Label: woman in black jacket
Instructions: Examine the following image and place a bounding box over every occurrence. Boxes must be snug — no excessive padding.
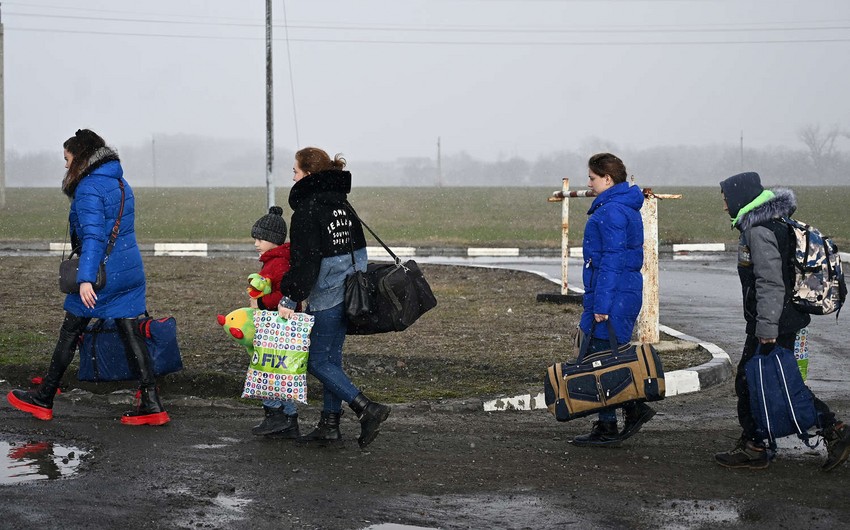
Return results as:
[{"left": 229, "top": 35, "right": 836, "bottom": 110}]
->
[{"left": 277, "top": 147, "right": 390, "bottom": 449}]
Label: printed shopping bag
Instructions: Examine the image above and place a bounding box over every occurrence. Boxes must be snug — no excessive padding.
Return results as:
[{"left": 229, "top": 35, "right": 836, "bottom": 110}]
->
[
  {"left": 241, "top": 310, "right": 314, "bottom": 404},
  {"left": 794, "top": 327, "right": 809, "bottom": 381}
]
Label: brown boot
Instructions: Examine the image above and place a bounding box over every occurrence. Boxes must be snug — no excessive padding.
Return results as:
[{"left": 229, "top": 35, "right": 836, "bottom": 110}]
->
[
  {"left": 820, "top": 422, "right": 850, "bottom": 472},
  {"left": 714, "top": 437, "right": 769, "bottom": 469}
]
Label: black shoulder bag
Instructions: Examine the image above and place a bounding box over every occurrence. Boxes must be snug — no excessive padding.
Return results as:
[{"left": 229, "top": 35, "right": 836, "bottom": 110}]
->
[
  {"left": 343, "top": 201, "right": 437, "bottom": 335},
  {"left": 59, "top": 179, "right": 125, "bottom": 294}
]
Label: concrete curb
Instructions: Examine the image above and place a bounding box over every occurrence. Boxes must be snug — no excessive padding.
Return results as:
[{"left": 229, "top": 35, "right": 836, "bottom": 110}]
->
[
  {"left": 482, "top": 270, "right": 734, "bottom": 413},
  {"left": 481, "top": 330, "right": 733, "bottom": 412},
  {"left": 1, "top": 241, "right": 729, "bottom": 258},
  {"left": 5, "top": 242, "right": 850, "bottom": 265}
]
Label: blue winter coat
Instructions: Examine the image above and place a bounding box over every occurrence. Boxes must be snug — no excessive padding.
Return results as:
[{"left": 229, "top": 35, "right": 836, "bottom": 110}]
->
[
  {"left": 64, "top": 159, "right": 146, "bottom": 318},
  {"left": 580, "top": 182, "right": 644, "bottom": 344}
]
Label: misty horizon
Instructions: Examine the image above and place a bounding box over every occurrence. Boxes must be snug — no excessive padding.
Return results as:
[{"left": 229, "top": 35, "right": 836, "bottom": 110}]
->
[{"left": 3, "top": 1, "right": 849, "bottom": 186}]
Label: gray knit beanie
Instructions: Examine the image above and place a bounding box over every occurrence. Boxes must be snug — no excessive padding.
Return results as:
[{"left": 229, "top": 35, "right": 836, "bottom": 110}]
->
[{"left": 251, "top": 206, "right": 287, "bottom": 245}]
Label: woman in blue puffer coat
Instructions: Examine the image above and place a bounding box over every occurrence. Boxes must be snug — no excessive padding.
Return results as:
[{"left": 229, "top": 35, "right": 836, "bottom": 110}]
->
[
  {"left": 7, "top": 129, "right": 169, "bottom": 426},
  {"left": 572, "top": 153, "right": 654, "bottom": 447}
]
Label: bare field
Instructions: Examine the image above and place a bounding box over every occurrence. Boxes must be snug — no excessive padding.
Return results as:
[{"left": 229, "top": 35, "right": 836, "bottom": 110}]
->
[
  {"left": 0, "top": 256, "right": 705, "bottom": 403},
  {"left": 1, "top": 186, "right": 848, "bottom": 248}
]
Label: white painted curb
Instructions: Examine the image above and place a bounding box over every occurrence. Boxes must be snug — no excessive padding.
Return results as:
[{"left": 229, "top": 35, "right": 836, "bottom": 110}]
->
[
  {"left": 49, "top": 242, "right": 72, "bottom": 253},
  {"left": 673, "top": 243, "right": 725, "bottom": 252},
  {"left": 367, "top": 245, "right": 416, "bottom": 259},
  {"left": 467, "top": 247, "right": 520, "bottom": 257},
  {"left": 154, "top": 243, "right": 208, "bottom": 257}
]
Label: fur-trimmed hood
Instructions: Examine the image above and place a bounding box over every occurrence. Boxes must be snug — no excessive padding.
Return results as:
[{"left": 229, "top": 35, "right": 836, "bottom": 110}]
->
[
  {"left": 737, "top": 188, "right": 797, "bottom": 231},
  {"left": 63, "top": 146, "right": 121, "bottom": 197}
]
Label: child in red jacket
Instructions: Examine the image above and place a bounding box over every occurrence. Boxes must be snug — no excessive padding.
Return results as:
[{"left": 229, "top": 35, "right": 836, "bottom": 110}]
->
[{"left": 249, "top": 206, "right": 300, "bottom": 438}]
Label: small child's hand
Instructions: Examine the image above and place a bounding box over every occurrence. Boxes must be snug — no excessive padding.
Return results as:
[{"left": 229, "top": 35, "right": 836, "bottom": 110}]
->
[{"left": 249, "top": 298, "right": 259, "bottom": 309}]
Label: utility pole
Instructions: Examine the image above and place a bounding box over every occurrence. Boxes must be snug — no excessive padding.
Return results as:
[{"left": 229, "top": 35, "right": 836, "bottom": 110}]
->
[
  {"left": 740, "top": 130, "right": 744, "bottom": 170},
  {"left": 151, "top": 134, "right": 157, "bottom": 189},
  {"left": 436, "top": 136, "right": 442, "bottom": 187},
  {"left": 0, "top": 3, "right": 6, "bottom": 208},
  {"left": 265, "top": 0, "right": 274, "bottom": 209}
]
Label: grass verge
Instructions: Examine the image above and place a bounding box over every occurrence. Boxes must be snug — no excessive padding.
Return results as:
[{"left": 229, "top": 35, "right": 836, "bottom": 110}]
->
[{"left": 0, "top": 256, "right": 708, "bottom": 403}]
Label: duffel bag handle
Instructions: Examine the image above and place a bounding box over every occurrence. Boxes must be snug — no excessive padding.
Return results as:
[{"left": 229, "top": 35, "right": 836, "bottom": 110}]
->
[{"left": 577, "top": 320, "right": 620, "bottom": 363}]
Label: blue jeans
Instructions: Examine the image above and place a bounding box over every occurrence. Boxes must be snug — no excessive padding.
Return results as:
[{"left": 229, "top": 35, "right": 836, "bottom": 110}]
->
[
  {"left": 262, "top": 399, "right": 297, "bottom": 415},
  {"left": 586, "top": 337, "right": 619, "bottom": 423},
  {"left": 306, "top": 302, "right": 360, "bottom": 413}
]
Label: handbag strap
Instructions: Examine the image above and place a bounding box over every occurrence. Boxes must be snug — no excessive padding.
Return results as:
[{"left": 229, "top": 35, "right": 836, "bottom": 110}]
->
[
  {"left": 577, "top": 319, "right": 621, "bottom": 363},
  {"left": 63, "top": 179, "right": 125, "bottom": 262},
  {"left": 344, "top": 200, "right": 401, "bottom": 266},
  {"left": 103, "top": 180, "right": 126, "bottom": 265}
]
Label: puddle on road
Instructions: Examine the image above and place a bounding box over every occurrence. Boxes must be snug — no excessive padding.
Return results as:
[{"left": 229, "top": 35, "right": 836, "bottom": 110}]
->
[
  {"left": 191, "top": 436, "right": 240, "bottom": 450},
  {"left": 363, "top": 523, "right": 437, "bottom": 530},
  {"left": 651, "top": 499, "right": 740, "bottom": 529},
  {"left": 168, "top": 488, "right": 253, "bottom": 528},
  {"left": 0, "top": 441, "right": 88, "bottom": 484}
]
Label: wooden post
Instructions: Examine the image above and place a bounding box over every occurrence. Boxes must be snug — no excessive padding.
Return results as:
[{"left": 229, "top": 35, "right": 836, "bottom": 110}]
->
[
  {"left": 638, "top": 194, "right": 660, "bottom": 343},
  {"left": 560, "top": 178, "right": 569, "bottom": 295}
]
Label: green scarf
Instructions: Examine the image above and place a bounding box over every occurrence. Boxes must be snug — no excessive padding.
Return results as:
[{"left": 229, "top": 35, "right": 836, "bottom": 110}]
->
[{"left": 731, "top": 189, "right": 775, "bottom": 228}]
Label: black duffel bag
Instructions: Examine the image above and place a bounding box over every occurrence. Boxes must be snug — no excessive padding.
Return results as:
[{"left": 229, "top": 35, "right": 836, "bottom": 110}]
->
[
  {"left": 346, "top": 259, "right": 437, "bottom": 335},
  {"left": 343, "top": 201, "right": 437, "bottom": 335}
]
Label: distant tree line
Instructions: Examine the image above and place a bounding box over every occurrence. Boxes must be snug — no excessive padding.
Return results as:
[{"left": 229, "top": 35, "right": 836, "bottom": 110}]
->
[{"left": 8, "top": 126, "right": 849, "bottom": 188}]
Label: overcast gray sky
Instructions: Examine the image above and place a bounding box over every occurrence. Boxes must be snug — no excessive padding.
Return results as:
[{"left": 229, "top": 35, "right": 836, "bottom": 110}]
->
[{"left": 4, "top": 0, "right": 850, "bottom": 162}]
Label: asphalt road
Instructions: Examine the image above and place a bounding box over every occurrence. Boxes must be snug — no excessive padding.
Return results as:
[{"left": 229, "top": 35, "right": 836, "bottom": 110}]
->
[
  {"left": 1, "top": 253, "right": 849, "bottom": 530},
  {"left": 426, "top": 253, "right": 850, "bottom": 400}
]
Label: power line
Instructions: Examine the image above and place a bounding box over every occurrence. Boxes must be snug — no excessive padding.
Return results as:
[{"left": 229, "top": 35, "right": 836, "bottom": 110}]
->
[
  {"left": 7, "top": 26, "right": 850, "bottom": 46},
  {"left": 5, "top": 8, "right": 850, "bottom": 35}
]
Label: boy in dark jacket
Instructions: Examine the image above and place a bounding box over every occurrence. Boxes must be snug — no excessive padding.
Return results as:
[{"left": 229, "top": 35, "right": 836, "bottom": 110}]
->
[
  {"left": 248, "top": 206, "right": 300, "bottom": 438},
  {"left": 715, "top": 172, "right": 850, "bottom": 471}
]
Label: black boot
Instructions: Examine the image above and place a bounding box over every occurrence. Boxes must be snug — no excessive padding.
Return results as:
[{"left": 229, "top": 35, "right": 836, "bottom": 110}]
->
[
  {"left": 296, "top": 411, "right": 342, "bottom": 445},
  {"left": 572, "top": 420, "right": 621, "bottom": 447},
  {"left": 116, "top": 318, "right": 170, "bottom": 426},
  {"left": 6, "top": 312, "right": 89, "bottom": 421},
  {"left": 620, "top": 402, "right": 656, "bottom": 440},
  {"left": 7, "top": 384, "right": 58, "bottom": 421},
  {"left": 253, "top": 406, "right": 300, "bottom": 438},
  {"left": 122, "top": 386, "right": 170, "bottom": 426},
  {"left": 349, "top": 393, "right": 392, "bottom": 449}
]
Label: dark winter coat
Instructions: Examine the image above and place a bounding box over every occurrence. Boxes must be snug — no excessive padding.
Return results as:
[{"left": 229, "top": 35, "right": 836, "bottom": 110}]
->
[
  {"left": 256, "top": 243, "right": 292, "bottom": 310},
  {"left": 731, "top": 188, "right": 810, "bottom": 338},
  {"left": 64, "top": 148, "right": 146, "bottom": 318},
  {"left": 580, "top": 182, "right": 645, "bottom": 344},
  {"left": 279, "top": 169, "right": 367, "bottom": 311}
]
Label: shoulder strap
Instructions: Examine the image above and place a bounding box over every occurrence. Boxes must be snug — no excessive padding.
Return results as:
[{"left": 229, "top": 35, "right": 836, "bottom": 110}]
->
[
  {"left": 61, "top": 180, "right": 125, "bottom": 263},
  {"left": 103, "top": 180, "right": 126, "bottom": 264},
  {"left": 344, "top": 200, "right": 400, "bottom": 265}
]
